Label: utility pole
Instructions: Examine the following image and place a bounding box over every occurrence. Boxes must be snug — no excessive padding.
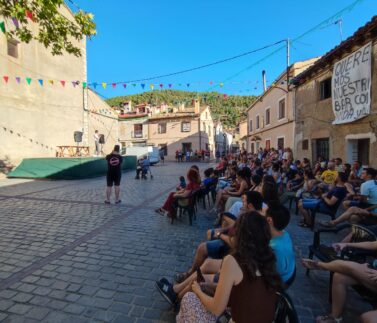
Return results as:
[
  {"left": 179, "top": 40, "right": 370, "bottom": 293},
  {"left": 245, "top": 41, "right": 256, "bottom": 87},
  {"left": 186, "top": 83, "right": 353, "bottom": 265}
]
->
[{"left": 286, "top": 38, "right": 290, "bottom": 91}]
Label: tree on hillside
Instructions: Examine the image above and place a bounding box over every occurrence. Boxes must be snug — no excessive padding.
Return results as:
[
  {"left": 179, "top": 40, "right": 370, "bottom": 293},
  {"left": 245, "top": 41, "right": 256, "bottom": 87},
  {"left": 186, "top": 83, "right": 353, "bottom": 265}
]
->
[
  {"left": 0, "top": 0, "right": 96, "bottom": 56},
  {"left": 106, "top": 90, "right": 256, "bottom": 129}
]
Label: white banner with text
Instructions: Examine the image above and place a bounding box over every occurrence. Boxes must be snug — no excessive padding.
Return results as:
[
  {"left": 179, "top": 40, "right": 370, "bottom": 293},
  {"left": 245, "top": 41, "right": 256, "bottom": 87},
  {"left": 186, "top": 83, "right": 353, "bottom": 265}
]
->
[{"left": 332, "top": 42, "right": 372, "bottom": 125}]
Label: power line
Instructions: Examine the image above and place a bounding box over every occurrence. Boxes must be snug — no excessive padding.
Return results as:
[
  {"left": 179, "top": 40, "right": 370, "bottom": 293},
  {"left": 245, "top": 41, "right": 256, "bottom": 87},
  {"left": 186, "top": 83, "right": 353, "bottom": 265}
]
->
[
  {"left": 207, "top": 0, "right": 364, "bottom": 90},
  {"left": 108, "top": 40, "right": 287, "bottom": 84},
  {"left": 66, "top": 0, "right": 83, "bottom": 11}
]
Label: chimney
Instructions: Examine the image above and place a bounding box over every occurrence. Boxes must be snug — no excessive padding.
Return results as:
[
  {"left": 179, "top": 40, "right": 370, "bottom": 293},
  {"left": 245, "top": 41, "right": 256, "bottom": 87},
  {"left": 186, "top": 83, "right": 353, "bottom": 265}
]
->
[
  {"left": 262, "top": 70, "right": 267, "bottom": 92},
  {"left": 194, "top": 99, "right": 200, "bottom": 114}
]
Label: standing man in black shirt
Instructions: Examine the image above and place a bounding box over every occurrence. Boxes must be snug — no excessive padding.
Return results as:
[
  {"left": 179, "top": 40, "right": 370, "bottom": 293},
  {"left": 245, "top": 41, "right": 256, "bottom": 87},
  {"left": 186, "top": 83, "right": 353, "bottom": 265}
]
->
[{"left": 105, "top": 145, "right": 123, "bottom": 204}]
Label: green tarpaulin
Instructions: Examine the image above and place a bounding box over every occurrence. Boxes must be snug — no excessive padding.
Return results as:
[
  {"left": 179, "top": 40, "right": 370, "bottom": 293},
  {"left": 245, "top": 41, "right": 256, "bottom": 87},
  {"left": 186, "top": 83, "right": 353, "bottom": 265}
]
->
[{"left": 7, "top": 156, "right": 137, "bottom": 180}]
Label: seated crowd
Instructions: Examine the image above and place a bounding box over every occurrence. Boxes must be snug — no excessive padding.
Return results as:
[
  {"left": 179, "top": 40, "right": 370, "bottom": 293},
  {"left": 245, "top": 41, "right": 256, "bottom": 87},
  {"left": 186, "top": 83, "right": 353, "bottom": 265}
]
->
[{"left": 154, "top": 147, "right": 377, "bottom": 323}]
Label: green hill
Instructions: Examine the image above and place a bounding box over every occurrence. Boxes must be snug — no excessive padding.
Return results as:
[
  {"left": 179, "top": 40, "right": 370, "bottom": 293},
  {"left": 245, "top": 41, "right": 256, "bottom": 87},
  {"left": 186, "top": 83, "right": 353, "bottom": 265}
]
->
[{"left": 106, "top": 90, "right": 256, "bottom": 128}]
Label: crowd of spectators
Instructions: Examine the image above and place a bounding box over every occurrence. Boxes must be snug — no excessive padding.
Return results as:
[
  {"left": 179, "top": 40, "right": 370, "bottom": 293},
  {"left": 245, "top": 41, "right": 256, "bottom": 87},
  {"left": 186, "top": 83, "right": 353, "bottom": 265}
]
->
[{"left": 154, "top": 147, "right": 377, "bottom": 323}]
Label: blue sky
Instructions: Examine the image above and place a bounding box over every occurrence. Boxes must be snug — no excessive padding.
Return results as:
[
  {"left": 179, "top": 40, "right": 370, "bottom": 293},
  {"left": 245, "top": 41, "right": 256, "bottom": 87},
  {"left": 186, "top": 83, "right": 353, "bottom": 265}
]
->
[{"left": 69, "top": 0, "right": 376, "bottom": 98}]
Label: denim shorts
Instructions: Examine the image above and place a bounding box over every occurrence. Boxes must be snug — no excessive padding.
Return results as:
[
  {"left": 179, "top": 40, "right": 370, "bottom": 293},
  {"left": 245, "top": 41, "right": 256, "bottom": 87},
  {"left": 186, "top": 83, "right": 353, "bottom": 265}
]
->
[
  {"left": 302, "top": 199, "right": 332, "bottom": 213},
  {"left": 206, "top": 239, "right": 229, "bottom": 259}
]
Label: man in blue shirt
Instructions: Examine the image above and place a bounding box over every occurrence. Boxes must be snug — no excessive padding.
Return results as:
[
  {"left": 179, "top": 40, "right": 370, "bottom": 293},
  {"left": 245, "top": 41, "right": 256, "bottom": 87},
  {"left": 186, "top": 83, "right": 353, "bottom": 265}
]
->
[
  {"left": 321, "top": 168, "right": 377, "bottom": 227},
  {"left": 266, "top": 202, "right": 296, "bottom": 284}
]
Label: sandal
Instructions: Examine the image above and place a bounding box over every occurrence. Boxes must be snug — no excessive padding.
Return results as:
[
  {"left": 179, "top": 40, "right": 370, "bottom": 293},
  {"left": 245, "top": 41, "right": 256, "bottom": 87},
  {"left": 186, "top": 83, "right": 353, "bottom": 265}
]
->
[
  {"left": 301, "top": 258, "right": 321, "bottom": 270},
  {"left": 316, "top": 315, "right": 343, "bottom": 323}
]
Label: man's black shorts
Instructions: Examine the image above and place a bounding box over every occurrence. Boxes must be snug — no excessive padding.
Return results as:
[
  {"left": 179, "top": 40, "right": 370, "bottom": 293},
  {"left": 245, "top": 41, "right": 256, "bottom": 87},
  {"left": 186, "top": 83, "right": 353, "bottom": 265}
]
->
[{"left": 107, "top": 172, "right": 121, "bottom": 187}]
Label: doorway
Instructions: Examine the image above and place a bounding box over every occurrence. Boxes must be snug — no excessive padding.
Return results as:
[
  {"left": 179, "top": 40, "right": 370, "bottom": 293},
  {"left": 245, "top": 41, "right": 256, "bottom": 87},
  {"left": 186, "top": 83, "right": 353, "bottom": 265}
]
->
[
  {"left": 313, "top": 138, "right": 329, "bottom": 161},
  {"left": 347, "top": 138, "right": 370, "bottom": 166},
  {"left": 182, "top": 142, "right": 192, "bottom": 153},
  {"left": 277, "top": 137, "right": 285, "bottom": 150}
]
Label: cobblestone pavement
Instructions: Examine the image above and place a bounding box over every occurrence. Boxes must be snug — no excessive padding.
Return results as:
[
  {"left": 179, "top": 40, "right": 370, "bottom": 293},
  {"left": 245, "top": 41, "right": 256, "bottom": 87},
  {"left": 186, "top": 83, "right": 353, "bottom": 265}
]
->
[{"left": 0, "top": 162, "right": 372, "bottom": 323}]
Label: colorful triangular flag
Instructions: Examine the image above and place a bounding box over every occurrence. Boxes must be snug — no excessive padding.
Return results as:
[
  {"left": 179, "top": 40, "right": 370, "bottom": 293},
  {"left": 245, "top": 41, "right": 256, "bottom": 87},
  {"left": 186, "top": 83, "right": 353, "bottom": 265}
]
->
[
  {"left": 112, "top": 83, "right": 116, "bottom": 89},
  {"left": 3, "top": 76, "right": 9, "bottom": 83},
  {"left": 26, "top": 77, "right": 32, "bottom": 85},
  {"left": 92, "top": 82, "right": 97, "bottom": 89},
  {"left": 220, "top": 82, "right": 224, "bottom": 87},
  {"left": 186, "top": 83, "right": 190, "bottom": 87},
  {"left": 123, "top": 83, "right": 127, "bottom": 89},
  {"left": 11, "top": 17, "right": 19, "bottom": 28},
  {"left": 15, "top": 77, "right": 21, "bottom": 84},
  {"left": 26, "top": 10, "right": 33, "bottom": 20},
  {"left": 141, "top": 84, "right": 145, "bottom": 89},
  {"left": 38, "top": 79, "right": 43, "bottom": 86},
  {"left": 83, "top": 82, "right": 87, "bottom": 89},
  {"left": 0, "top": 22, "right": 5, "bottom": 34},
  {"left": 60, "top": 80, "right": 66, "bottom": 87},
  {"left": 48, "top": 80, "right": 54, "bottom": 85},
  {"left": 168, "top": 84, "right": 172, "bottom": 88},
  {"left": 159, "top": 84, "right": 163, "bottom": 89},
  {"left": 132, "top": 84, "right": 136, "bottom": 87},
  {"left": 150, "top": 84, "right": 154, "bottom": 90},
  {"left": 102, "top": 82, "right": 107, "bottom": 89}
]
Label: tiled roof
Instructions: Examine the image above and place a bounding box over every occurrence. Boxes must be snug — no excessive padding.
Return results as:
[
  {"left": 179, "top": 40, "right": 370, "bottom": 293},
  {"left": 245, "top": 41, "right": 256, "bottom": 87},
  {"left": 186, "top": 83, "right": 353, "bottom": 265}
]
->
[{"left": 296, "top": 15, "right": 377, "bottom": 83}]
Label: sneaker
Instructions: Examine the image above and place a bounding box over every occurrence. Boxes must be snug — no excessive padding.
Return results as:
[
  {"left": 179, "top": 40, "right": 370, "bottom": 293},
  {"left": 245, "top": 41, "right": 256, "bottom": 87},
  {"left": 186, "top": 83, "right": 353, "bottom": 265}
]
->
[
  {"left": 115, "top": 200, "right": 121, "bottom": 204},
  {"left": 104, "top": 200, "right": 110, "bottom": 204},
  {"left": 155, "top": 280, "right": 177, "bottom": 305}
]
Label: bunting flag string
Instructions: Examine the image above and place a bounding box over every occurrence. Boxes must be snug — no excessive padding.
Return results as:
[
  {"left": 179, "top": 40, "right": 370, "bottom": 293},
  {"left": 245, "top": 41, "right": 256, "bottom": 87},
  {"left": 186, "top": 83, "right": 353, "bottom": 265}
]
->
[{"left": 0, "top": 74, "right": 267, "bottom": 94}]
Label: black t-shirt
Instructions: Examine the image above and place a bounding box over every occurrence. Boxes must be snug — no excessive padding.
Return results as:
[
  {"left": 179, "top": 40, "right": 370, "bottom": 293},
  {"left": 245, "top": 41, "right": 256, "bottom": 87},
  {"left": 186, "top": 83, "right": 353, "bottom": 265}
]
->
[
  {"left": 326, "top": 186, "right": 347, "bottom": 211},
  {"left": 106, "top": 153, "right": 123, "bottom": 173}
]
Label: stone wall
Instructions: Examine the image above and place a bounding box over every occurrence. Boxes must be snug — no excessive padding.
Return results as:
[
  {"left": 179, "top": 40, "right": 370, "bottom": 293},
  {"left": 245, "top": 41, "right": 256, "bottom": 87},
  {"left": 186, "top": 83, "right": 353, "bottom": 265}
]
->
[
  {"left": 295, "top": 40, "right": 377, "bottom": 167},
  {"left": 0, "top": 7, "right": 86, "bottom": 165}
]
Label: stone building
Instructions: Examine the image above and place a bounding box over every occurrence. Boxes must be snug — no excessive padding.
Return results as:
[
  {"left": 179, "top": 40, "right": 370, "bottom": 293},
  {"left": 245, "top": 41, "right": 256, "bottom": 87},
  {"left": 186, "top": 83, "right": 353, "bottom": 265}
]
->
[
  {"left": 147, "top": 100, "right": 215, "bottom": 159},
  {"left": 118, "top": 113, "right": 149, "bottom": 150},
  {"left": 294, "top": 16, "right": 377, "bottom": 167},
  {"left": 0, "top": 5, "right": 113, "bottom": 165},
  {"left": 87, "top": 89, "right": 118, "bottom": 155},
  {"left": 246, "top": 58, "right": 318, "bottom": 154}
]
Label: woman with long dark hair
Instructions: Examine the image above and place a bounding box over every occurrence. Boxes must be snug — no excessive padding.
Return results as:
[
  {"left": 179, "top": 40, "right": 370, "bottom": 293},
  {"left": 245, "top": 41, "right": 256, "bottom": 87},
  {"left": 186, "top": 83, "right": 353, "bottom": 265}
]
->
[
  {"left": 155, "top": 168, "right": 201, "bottom": 219},
  {"left": 176, "top": 211, "right": 281, "bottom": 323}
]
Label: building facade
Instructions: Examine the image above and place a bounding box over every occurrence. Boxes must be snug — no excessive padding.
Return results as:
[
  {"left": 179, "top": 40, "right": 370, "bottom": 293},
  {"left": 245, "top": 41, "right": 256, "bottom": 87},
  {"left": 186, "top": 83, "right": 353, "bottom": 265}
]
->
[
  {"left": 87, "top": 89, "right": 118, "bottom": 155},
  {"left": 0, "top": 6, "right": 114, "bottom": 165},
  {"left": 294, "top": 17, "right": 377, "bottom": 167},
  {"left": 118, "top": 114, "right": 149, "bottom": 150},
  {"left": 0, "top": 6, "right": 87, "bottom": 165},
  {"left": 147, "top": 101, "right": 215, "bottom": 159},
  {"left": 246, "top": 59, "right": 318, "bottom": 154}
]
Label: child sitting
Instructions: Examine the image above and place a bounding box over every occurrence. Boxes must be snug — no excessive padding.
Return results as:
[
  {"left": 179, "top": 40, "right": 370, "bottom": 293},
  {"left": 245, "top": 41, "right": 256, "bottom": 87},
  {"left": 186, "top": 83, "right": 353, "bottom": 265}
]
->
[{"left": 177, "top": 176, "right": 186, "bottom": 190}]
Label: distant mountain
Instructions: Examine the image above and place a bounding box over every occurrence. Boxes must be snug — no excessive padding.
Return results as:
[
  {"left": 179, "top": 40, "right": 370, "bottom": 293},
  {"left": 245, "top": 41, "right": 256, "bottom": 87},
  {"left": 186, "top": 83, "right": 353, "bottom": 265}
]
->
[{"left": 106, "top": 90, "right": 256, "bottom": 128}]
